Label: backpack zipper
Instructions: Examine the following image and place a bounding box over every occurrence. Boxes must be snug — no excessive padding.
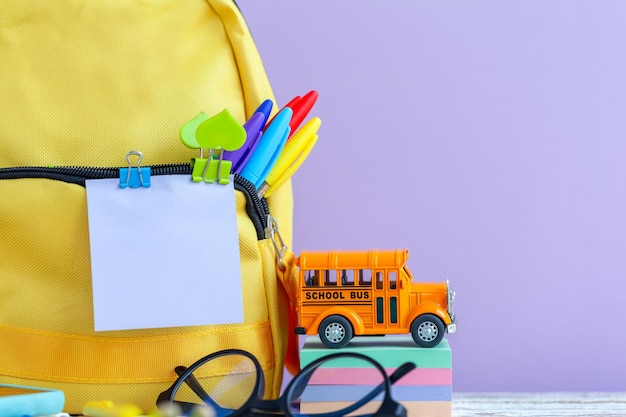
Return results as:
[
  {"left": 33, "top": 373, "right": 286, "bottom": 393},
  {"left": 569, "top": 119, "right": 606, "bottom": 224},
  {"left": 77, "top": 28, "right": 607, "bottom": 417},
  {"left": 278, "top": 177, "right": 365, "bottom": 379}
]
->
[{"left": 0, "top": 164, "right": 270, "bottom": 240}]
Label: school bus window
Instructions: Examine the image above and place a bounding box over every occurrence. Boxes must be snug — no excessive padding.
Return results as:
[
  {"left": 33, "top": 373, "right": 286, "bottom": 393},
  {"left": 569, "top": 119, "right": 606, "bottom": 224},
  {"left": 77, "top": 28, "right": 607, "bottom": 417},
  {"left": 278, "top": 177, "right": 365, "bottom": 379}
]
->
[
  {"left": 375, "top": 271, "right": 383, "bottom": 290},
  {"left": 341, "top": 269, "right": 355, "bottom": 286},
  {"left": 389, "top": 271, "right": 397, "bottom": 290},
  {"left": 390, "top": 297, "right": 398, "bottom": 323},
  {"left": 359, "top": 269, "right": 372, "bottom": 286},
  {"left": 305, "top": 270, "right": 319, "bottom": 287},
  {"left": 376, "top": 297, "right": 384, "bottom": 323},
  {"left": 325, "top": 270, "right": 337, "bottom": 286}
]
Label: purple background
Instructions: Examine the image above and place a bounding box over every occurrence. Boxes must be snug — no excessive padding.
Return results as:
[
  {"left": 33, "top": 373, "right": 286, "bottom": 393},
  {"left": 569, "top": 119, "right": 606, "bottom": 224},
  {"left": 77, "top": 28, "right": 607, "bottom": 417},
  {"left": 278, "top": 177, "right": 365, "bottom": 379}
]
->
[{"left": 237, "top": 1, "right": 626, "bottom": 392}]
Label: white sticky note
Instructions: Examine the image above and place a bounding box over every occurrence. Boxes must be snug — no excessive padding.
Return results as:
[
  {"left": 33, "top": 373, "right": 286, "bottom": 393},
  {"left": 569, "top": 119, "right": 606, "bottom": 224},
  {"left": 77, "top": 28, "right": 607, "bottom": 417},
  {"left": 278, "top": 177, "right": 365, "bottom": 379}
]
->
[{"left": 85, "top": 174, "right": 243, "bottom": 331}]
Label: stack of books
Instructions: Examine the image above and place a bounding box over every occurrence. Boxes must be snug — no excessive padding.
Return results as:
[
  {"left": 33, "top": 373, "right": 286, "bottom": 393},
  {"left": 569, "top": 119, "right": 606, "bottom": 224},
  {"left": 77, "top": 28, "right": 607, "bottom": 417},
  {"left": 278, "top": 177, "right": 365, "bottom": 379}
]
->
[{"left": 299, "top": 335, "right": 452, "bottom": 417}]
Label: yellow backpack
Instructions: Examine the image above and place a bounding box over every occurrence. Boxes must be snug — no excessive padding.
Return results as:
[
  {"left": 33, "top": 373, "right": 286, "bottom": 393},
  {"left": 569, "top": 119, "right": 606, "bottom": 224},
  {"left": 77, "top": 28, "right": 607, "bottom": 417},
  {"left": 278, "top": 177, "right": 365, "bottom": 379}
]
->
[{"left": 0, "top": 0, "right": 295, "bottom": 413}]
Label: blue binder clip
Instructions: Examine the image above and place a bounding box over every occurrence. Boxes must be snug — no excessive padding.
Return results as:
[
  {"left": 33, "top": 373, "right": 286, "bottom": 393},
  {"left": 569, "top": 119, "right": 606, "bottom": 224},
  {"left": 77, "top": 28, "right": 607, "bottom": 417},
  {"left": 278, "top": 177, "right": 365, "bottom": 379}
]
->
[{"left": 119, "top": 150, "right": 151, "bottom": 188}]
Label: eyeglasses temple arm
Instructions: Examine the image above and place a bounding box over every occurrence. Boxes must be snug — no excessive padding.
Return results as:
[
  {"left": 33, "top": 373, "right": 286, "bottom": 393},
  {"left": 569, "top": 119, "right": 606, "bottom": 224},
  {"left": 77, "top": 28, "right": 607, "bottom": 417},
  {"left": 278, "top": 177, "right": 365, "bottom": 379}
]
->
[
  {"left": 389, "top": 362, "right": 416, "bottom": 384},
  {"left": 175, "top": 366, "right": 228, "bottom": 412}
]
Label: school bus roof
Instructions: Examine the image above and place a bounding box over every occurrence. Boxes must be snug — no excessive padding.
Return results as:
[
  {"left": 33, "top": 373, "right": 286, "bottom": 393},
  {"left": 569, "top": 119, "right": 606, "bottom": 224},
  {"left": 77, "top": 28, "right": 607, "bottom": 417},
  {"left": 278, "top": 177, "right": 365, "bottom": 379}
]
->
[{"left": 296, "top": 249, "right": 409, "bottom": 270}]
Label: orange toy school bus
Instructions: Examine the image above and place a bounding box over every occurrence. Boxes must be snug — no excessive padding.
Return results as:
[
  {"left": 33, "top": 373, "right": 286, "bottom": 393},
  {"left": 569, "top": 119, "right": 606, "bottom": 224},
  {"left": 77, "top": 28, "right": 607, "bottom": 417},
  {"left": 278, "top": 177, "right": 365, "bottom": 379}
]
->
[{"left": 294, "top": 249, "right": 456, "bottom": 348}]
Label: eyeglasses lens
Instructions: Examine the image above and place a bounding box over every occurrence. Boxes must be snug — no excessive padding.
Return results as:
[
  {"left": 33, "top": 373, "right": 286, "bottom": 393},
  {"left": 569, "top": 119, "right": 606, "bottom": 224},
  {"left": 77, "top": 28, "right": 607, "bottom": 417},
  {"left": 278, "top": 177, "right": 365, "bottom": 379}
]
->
[
  {"left": 173, "top": 352, "right": 259, "bottom": 413},
  {"left": 290, "top": 355, "right": 387, "bottom": 416}
]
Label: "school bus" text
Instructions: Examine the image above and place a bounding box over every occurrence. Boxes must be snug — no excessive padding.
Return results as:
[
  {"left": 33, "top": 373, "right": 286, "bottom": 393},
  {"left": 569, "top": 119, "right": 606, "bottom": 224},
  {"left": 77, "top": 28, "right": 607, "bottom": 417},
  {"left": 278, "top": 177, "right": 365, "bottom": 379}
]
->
[{"left": 304, "top": 290, "right": 370, "bottom": 300}]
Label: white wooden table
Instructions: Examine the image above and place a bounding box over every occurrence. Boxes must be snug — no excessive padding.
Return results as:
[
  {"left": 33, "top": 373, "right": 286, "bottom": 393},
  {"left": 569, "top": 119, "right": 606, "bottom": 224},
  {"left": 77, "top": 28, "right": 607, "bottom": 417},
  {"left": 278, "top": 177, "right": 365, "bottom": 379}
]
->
[{"left": 452, "top": 392, "right": 626, "bottom": 417}]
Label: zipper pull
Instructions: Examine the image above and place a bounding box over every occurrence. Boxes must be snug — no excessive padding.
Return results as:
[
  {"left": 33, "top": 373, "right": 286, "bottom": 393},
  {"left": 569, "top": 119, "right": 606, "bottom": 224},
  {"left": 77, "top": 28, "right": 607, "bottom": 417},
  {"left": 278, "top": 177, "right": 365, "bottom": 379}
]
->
[{"left": 266, "top": 215, "right": 287, "bottom": 269}]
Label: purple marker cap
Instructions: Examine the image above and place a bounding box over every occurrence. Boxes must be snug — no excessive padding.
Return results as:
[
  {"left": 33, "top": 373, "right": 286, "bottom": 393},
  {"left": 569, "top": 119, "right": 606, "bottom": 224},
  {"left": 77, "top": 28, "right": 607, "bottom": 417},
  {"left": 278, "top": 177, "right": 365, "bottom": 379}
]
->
[{"left": 223, "top": 112, "right": 265, "bottom": 173}]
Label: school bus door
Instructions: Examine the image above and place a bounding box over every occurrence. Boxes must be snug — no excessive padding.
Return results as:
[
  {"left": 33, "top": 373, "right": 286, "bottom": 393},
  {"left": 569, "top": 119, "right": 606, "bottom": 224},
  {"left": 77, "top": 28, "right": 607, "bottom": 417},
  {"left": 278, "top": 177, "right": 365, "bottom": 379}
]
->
[{"left": 372, "top": 269, "right": 401, "bottom": 332}]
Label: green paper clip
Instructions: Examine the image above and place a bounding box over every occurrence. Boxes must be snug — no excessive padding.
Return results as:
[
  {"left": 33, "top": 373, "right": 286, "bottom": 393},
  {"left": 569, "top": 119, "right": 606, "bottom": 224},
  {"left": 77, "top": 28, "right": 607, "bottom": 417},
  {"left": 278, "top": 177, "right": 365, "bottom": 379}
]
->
[
  {"left": 180, "top": 109, "right": 245, "bottom": 184},
  {"left": 196, "top": 109, "right": 246, "bottom": 184},
  {"left": 190, "top": 158, "right": 207, "bottom": 182},
  {"left": 181, "top": 112, "right": 210, "bottom": 182},
  {"left": 191, "top": 156, "right": 233, "bottom": 185},
  {"left": 180, "top": 111, "right": 209, "bottom": 151}
]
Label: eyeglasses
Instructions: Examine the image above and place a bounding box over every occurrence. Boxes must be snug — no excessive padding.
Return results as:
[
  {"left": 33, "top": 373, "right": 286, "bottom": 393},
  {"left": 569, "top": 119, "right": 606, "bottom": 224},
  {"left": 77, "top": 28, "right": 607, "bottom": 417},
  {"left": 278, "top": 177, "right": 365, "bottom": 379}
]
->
[{"left": 157, "top": 348, "right": 415, "bottom": 417}]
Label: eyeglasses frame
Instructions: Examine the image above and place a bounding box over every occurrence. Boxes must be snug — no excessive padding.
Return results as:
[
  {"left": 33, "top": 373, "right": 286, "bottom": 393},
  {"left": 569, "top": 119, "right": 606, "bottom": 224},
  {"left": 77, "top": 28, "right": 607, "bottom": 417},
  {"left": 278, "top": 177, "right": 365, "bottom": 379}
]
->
[{"left": 158, "top": 349, "right": 413, "bottom": 417}]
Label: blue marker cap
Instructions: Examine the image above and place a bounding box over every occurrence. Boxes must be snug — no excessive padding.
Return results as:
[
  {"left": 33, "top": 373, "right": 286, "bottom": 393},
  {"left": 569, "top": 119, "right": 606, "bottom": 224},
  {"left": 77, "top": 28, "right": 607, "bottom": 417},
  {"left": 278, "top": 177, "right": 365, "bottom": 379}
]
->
[
  {"left": 254, "top": 127, "right": 289, "bottom": 188},
  {"left": 255, "top": 99, "right": 273, "bottom": 128},
  {"left": 239, "top": 107, "right": 292, "bottom": 186}
]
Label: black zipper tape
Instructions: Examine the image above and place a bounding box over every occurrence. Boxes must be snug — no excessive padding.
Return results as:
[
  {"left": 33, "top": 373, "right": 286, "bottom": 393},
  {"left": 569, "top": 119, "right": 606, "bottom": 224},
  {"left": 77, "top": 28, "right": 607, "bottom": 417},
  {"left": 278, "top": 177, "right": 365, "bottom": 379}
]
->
[{"left": 0, "top": 165, "right": 269, "bottom": 240}]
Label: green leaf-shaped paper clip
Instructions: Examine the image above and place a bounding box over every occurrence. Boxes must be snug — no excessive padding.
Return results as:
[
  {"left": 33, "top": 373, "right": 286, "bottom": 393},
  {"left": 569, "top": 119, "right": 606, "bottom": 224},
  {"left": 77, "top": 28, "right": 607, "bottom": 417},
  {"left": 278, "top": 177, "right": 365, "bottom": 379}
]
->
[
  {"left": 180, "top": 111, "right": 210, "bottom": 182},
  {"left": 195, "top": 109, "right": 246, "bottom": 184}
]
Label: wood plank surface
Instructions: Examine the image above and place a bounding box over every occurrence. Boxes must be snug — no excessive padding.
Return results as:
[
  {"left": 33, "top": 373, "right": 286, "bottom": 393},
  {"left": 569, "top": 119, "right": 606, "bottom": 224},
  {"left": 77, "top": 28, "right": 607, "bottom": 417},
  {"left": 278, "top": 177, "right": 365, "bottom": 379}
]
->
[{"left": 452, "top": 392, "right": 626, "bottom": 417}]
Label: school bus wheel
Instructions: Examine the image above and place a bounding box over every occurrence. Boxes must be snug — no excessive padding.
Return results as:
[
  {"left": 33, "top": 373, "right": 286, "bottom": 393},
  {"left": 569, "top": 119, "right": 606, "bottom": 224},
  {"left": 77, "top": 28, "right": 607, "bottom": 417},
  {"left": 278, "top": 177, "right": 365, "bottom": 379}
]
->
[
  {"left": 319, "top": 315, "right": 353, "bottom": 349},
  {"left": 410, "top": 314, "right": 445, "bottom": 348}
]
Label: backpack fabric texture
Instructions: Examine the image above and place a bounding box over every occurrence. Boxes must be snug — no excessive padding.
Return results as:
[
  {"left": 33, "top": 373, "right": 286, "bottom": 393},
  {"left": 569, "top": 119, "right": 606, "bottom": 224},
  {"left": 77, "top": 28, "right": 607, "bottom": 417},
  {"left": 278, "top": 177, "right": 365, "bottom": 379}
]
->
[{"left": 0, "top": 0, "right": 294, "bottom": 413}]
